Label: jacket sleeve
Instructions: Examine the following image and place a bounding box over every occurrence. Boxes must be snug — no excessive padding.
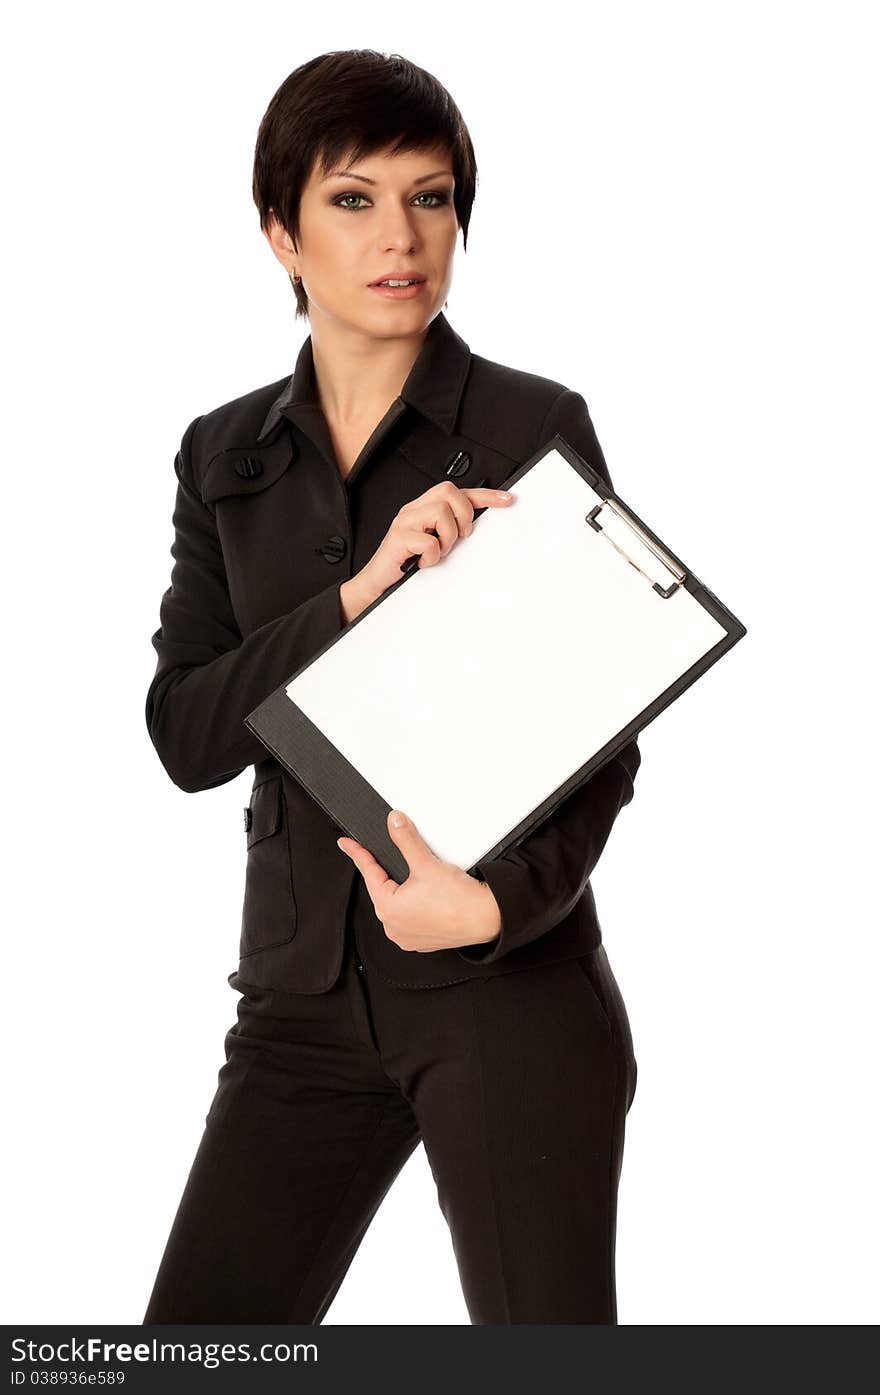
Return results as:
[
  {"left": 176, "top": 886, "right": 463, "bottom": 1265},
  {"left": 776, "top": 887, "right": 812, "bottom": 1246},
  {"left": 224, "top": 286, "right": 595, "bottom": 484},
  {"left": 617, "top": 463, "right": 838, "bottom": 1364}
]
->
[
  {"left": 145, "top": 415, "right": 346, "bottom": 793},
  {"left": 455, "top": 386, "right": 642, "bottom": 965}
]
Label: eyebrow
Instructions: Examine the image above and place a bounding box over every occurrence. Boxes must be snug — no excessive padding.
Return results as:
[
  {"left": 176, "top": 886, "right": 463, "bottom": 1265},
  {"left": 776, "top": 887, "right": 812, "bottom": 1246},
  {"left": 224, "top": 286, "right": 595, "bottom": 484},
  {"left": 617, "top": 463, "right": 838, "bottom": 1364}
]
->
[{"left": 320, "top": 168, "right": 454, "bottom": 186}]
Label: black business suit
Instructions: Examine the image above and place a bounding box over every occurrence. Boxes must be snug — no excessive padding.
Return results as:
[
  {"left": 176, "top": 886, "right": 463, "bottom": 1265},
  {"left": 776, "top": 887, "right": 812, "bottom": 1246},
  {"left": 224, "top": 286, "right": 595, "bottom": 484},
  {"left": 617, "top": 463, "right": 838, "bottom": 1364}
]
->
[{"left": 143, "top": 310, "right": 641, "bottom": 1324}]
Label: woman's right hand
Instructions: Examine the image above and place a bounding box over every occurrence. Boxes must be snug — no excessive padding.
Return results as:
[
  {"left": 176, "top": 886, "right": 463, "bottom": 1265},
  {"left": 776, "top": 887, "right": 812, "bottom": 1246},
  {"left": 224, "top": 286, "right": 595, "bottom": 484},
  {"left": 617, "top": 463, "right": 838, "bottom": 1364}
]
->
[{"left": 340, "top": 481, "right": 514, "bottom": 623}]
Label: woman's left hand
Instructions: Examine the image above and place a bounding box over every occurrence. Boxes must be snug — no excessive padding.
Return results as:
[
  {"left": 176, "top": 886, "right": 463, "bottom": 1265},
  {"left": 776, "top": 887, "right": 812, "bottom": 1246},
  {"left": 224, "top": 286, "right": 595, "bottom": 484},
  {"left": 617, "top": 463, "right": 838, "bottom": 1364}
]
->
[{"left": 336, "top": 810, "right": 502, "bottom": 953}]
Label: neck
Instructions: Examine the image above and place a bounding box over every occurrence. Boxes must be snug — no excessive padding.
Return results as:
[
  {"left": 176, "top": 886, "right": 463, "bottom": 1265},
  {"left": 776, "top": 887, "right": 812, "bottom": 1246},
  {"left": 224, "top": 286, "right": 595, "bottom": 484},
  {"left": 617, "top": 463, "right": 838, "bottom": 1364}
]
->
[{"left": 308, "top": 312, "right": 430, "bottom": 426}]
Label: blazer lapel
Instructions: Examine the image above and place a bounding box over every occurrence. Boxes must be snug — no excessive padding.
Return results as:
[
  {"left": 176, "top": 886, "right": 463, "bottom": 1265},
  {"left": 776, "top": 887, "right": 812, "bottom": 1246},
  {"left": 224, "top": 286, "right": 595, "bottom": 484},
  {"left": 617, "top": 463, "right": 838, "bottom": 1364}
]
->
[{"left": 254, "top": 308, "right": 472, "bottom": 452}]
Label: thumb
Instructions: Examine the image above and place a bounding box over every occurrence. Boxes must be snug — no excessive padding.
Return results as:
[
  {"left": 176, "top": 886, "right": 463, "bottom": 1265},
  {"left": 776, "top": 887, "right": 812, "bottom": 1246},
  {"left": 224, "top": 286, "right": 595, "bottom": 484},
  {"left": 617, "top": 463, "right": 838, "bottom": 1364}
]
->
[{"left": 387, "top": 809, "right": 436, "bottom": 874}]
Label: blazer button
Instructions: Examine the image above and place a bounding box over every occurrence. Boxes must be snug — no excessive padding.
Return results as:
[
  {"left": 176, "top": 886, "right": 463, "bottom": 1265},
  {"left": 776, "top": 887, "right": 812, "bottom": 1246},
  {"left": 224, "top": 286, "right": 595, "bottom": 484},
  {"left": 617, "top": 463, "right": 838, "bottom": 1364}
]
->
[
  {"left": 445, "top": 450, "right": 471, "bottom": 479},
  {"left": 235, "top": 455, "right": 263, "bottom": 479},
  {"left": 319, "top": 534, "right": 347, "bottom": 564}
]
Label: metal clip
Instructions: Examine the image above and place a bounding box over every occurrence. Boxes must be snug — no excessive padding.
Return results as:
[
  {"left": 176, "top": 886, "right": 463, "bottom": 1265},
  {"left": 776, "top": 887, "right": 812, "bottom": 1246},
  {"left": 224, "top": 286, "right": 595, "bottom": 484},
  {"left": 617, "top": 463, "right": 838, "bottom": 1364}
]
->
[{"left": 586, "top": 498, "right": 686, "bottom": 598}]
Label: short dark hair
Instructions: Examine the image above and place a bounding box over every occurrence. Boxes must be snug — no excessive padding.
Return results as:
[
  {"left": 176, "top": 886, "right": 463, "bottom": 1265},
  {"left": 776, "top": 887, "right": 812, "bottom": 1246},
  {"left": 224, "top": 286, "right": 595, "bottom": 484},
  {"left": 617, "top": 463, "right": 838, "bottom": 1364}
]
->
[{"left": 252, "top": 50, "right": 478, "bottom": 319}]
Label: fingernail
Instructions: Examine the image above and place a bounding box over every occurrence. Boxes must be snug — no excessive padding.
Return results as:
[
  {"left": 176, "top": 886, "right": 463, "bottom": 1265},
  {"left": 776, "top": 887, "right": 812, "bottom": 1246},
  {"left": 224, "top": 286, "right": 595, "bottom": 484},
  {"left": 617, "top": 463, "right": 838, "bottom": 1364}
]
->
[
  {"left": 498, "top": 491, "right": 512, "bottom": 499},
  {"left": 390, "top": 812, "right": 405, "bottom": 828}
]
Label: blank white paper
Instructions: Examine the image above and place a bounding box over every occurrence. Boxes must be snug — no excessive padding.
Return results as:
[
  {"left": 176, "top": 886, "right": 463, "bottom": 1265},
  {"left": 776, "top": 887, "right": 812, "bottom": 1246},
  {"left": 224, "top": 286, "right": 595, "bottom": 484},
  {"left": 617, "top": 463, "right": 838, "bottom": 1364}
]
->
[{"left": 285, "top": 448, "right": 726, "bottom": 870}]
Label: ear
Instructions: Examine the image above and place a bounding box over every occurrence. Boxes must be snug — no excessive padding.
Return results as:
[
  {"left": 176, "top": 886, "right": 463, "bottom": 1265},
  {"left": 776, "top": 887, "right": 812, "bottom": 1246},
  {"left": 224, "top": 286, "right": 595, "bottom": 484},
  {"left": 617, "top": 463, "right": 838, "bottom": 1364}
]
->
[{"left": 263, "top": 210, "right": 296, "bottom": 272}]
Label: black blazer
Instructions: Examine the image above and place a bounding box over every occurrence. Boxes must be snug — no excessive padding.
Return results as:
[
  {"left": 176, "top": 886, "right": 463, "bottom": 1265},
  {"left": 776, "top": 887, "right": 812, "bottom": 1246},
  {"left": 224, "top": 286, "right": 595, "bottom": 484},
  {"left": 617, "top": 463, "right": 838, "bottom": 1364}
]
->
[{"left": 146, "top": 311, "right": 641, "bottom": 993}]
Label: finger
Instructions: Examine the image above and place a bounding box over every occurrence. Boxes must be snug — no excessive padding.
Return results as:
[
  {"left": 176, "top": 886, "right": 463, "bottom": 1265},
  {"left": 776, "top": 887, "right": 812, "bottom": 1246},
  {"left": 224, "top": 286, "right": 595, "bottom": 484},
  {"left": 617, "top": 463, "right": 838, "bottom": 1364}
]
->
[
  {"left": 459, "top": 487, "right": 514, "bottom": 507},
  {"left": 386, "top": 810, "right": 438, "bottom": 874},
  {"left": 337, "top": 836, "right": 398, "bottom": 902},
  {"left": 401, "top": 526, "right": 443, "bottom": 569},
  {"left": 426, "top": 499, "right": 461, "bottom": 556},
  {"left": 435, "top": 486, "right": 514, "bottom": 542},
  {"left": 429, "top": 491, "right": 477, "bottom": 544},
  {"left": 437, "top": 486, "right": 513, "bottom": 548},
  {"left": 427, "top": 483, "right": 514, "bottom": 535},
  {"left": 402, "top": 505, "right": 459, "bottom": 560},
  {"left": 406, "top": 500, "right": 462, "bottom": 558},
  {"left": 406, "top": 484, "right": 513, "bottom": 514}
]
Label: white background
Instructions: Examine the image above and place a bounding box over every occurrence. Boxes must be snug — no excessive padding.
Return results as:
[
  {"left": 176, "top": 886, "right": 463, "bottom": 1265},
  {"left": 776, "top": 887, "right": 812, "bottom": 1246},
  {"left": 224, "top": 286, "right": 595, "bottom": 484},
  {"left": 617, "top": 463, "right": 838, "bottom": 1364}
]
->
[{"left": 2, "top": 0, "right": 877, "bottom": 1326}]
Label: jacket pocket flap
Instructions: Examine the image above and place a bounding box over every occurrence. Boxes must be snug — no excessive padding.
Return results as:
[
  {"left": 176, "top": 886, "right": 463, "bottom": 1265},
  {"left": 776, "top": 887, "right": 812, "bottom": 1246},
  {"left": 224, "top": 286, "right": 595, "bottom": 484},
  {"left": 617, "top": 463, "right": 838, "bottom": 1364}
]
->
[
  {"left": 246, "top": 776, "right": 283, "bottom": 848},
  {"left": 201, "top": 432, "right": 298, "bottom": 505}
]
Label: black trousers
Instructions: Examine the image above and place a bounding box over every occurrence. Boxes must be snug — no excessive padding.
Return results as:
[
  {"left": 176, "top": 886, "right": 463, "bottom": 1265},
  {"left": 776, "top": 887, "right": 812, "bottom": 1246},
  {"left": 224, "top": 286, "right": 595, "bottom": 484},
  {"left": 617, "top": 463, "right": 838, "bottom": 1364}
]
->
[{"left": 142, "top": 924, "right": 637, "bottom": 1325}]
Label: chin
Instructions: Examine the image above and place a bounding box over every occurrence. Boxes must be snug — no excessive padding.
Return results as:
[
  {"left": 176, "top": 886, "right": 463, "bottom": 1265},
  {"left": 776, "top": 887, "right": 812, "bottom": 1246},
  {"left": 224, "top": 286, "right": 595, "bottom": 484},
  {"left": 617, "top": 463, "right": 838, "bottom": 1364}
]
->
[{"left": 362, "top": 300, "right": 438, "bottom": 330}]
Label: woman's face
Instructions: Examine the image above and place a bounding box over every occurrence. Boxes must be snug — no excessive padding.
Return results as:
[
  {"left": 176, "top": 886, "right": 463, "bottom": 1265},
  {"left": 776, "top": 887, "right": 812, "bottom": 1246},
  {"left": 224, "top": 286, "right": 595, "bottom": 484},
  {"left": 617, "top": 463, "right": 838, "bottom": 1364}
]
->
[{"left": 269, "top": 142, "right": 459, "bottom": 335}]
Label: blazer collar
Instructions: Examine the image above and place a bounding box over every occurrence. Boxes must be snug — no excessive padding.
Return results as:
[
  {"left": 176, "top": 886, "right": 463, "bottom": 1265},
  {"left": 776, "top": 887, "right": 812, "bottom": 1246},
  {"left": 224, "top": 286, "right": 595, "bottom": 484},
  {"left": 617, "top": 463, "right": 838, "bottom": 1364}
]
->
[{"left": 255, "top": 309, "right": 471, "bottom": 443}]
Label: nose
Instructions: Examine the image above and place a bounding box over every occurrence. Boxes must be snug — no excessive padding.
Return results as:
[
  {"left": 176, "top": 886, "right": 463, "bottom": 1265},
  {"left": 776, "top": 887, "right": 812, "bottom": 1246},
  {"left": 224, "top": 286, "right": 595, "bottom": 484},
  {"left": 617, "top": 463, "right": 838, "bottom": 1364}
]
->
[{"left": 378, "top": 204, "right": 420, "bottom": 252}]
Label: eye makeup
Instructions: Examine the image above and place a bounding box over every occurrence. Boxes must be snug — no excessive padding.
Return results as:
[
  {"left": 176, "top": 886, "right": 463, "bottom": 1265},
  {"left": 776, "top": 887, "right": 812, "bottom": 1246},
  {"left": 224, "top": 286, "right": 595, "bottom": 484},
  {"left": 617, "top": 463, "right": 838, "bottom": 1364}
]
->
[{"left": 331, "top": 191, "right": 451, "bottom": 211}]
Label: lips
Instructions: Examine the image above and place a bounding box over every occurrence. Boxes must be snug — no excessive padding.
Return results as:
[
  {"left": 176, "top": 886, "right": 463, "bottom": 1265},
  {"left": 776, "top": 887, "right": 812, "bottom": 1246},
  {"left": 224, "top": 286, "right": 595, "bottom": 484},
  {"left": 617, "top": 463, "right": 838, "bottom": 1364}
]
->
[{"left": 368, "top": 274, "right": 427, "bottom": 286}]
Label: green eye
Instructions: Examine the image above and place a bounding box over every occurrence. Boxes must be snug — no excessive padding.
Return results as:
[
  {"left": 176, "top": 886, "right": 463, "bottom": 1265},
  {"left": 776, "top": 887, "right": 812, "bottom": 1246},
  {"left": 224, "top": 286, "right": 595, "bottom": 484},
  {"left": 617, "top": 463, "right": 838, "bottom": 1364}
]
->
[{"left": 331, "top": 191, "right": 451, "bottom": 212}]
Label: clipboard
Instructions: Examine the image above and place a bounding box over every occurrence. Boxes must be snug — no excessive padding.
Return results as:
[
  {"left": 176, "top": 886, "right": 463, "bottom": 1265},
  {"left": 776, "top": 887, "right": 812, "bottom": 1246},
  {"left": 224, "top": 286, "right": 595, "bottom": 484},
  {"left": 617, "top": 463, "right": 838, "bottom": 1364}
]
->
[{"left": 244, "top": 434, "right": 747, "bottom": 883}]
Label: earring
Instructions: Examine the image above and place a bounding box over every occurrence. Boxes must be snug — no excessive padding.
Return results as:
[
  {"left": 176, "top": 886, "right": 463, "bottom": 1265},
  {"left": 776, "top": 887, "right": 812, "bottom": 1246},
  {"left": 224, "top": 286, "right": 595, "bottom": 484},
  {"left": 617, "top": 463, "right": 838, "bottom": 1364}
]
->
[{"left": 289, "top": 269, "right": 302, "bottom": 286}]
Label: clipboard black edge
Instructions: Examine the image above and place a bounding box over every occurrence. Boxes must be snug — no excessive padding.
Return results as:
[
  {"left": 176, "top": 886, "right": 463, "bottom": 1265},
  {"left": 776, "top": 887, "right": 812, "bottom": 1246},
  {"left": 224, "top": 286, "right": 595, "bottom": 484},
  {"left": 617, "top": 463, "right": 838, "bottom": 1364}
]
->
[
  {"left": 244, "top": 691, "right": 411, "bottom": 883},
  {"left": 244, "top": 431, "right": 748, "bottom": 881}
]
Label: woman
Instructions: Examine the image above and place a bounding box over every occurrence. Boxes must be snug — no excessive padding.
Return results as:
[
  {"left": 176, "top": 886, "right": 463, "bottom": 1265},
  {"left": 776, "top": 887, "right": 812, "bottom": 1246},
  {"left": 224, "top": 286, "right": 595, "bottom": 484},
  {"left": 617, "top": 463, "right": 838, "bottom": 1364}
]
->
[{"left": 143, "top": 49, "right": 641, "bottom": 1326}]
